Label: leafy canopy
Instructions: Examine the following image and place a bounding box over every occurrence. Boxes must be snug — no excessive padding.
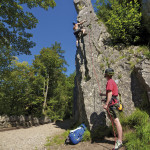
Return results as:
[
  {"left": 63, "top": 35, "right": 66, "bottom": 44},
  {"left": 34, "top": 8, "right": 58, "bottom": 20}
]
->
[
  {"left": 95, "top": 0, "right": 143, "bottom": 44},
  {"left": 0, "top": 42, "right": 75, "bottom": 120},
  {"left": 0, "top": 0, "right": 56, "bottom": 55}
]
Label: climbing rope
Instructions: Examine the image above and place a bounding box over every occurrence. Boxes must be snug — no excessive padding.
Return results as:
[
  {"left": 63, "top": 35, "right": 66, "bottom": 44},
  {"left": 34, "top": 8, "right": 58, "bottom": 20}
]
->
[
  {"left": 88, "top": 31, "right": 117, "bottom": 149},
  {"left": 88, "top": 31, "right": 101, "bottom": 94}
]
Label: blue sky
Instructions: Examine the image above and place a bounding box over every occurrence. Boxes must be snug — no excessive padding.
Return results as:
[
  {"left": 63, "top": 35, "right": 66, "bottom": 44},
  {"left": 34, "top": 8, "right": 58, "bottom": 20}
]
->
[{"left": 18, "top": 0, "right": 96, "bottom": 76}]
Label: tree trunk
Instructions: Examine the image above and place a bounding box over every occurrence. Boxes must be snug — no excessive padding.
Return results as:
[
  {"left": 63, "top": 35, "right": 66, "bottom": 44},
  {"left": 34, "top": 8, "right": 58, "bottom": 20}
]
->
[{"left": 42, "top": 75, "right": 49, "bottom": 114}]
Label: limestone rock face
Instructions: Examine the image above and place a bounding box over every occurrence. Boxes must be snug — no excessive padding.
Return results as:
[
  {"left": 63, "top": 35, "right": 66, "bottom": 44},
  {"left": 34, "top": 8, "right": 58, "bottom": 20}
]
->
[
  {"left": 142, "top": 0, "right": 150, "bottom": 34},
  {"left": 135, "top": 59, "right": 150, "bottom": 102},
  {"left": 73, "top": 0, "right": 150, "bottom": 131}
]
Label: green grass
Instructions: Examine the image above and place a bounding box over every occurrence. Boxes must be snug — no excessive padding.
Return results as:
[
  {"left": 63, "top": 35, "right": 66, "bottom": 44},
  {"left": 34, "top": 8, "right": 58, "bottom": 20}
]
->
[
  {"left": 45, "top": 128, "right": 91, "bottom": 147},
  {"left": 128, "top": 60, "right": 136, "bottom": 70},
  {"left": 100, "top": 63, "right": 105, "bottom": 70},
  {"left": 137, "top": 46, "right": 150, "bottom": 59},
  {"left": 45, "top": 130, "right": 70, "bottom": 147},
  {"left": 82, "top": 130, "right": 91, "bottom": 141},
  {"left": 118, "top": 74, "right": 122, "bottom": 79},
  {"left": 45, "top": 109, "right": 150, "bottom": 149},
  {"left": 120, "top": 109, "right": 150, "bottom": 149},
  {"left": 120, "top": 109, "right": 149, "bottom": 128}
]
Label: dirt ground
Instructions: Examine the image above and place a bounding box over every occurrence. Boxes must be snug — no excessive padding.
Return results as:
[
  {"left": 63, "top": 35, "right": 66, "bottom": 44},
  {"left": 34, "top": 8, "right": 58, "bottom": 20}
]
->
[
  {"left": 0, "top": 123, "right": 65, "bottom": 150},
  {"left": 49, "top": 137, "right": 126, "bottom": 150},
  {"left": 0, "top": 120, "right": 125, "bottom": 150}
]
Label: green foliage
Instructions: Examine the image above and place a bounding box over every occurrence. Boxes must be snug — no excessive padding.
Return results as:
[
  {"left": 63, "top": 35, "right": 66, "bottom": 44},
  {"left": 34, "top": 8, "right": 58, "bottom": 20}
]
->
[
  {"left": 0, "top": 59, "right": 42, "bottom": 115},
  {"left": 128, "top": 61, "right": 136, "bottom": 70},
  {"left": 0, "top": 42, "right": 75, "bottom": 120},
  {"left": 119, "top": 55, "right": 126, "bottom": 60},
  {"left": 82, "top": 130, "right": 91, "bottom": 141},
  {"left": 144, "top": 51, "right": 150, "bottom": 59},
  {"left": 78, "top": 4, "right": 83, "bottom": 11},
  {"left": 95, "top": 0, "right": 143, "bottom": 44},
  {"left": 120, "top": 109, "right": 150, "bottom": 149},
  {"left": 45, "top": 130, "right": 70, "bottom": 146},
  {"left": 100, "top": 63, "right": 105, "bottom": 70},
  {"left": 0, "top": 47, "right": 16, "bottom": 80},
  {"left": 46, "top": 129, "right": 91, "bottom": 147},
  {"left": 0, "top": 0, "right": 56, "bottom": 55},
  {"left": 125, "top": 124, "right": 150, "bottom": 150},
  {"left": 121, "top": 109, "right": 149, "bottom": 128},
  {"left": 118, "top": 74, "right": 122, "bottom": 79},
  {"left": 137, "top": 46, "right": 150, "bottom": 59}
]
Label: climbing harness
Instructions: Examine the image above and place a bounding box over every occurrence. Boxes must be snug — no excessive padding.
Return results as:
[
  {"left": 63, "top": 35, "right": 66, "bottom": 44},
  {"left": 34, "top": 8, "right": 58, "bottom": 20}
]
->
[{"left": 88, "top": 31, "right": 118, "bottom": 149}]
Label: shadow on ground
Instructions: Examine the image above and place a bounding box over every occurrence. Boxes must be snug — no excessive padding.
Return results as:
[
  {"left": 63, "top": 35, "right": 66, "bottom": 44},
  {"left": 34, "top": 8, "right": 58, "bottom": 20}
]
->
[{"left": 54, "top": 119, "right": 73, "bottom": 130}]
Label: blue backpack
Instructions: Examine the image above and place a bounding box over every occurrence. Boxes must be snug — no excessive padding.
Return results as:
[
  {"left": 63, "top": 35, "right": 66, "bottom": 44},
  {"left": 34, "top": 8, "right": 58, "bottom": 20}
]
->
[{"left": 68, "top": 124, "right": 87, "bottom": 145}]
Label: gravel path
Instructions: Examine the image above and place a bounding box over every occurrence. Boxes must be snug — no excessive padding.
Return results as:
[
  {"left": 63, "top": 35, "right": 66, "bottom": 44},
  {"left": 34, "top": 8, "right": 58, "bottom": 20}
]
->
[
  {"left": 0, "top": 121, "right": 126, "bottom": 150},
  {"left": 0, "top": 123, "right": 65, "bottom": 150}
]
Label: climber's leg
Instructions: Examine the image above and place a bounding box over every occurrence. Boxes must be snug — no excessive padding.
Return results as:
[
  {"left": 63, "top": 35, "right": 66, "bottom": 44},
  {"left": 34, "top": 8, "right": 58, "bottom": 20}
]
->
[
  {"left": 114, "top": 118, "right": 122, "bottom": 143},
  {"left": 76, "top": 40, "right": 79, "bottom": 47},
  {"left": 81, "top": 29, "right": 85, "bottom": 34},
  {"left": 81, "top": 29, "right": 87, "bottom": 36},
  {"left": 108, "top": 106, "right": 123, "bottom": 149}
]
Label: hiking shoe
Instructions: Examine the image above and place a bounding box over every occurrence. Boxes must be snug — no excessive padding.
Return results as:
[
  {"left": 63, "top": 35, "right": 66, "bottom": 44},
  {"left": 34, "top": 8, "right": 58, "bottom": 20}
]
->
[{"left": 112, "top": 140, "right": 123, "bottom": 150}]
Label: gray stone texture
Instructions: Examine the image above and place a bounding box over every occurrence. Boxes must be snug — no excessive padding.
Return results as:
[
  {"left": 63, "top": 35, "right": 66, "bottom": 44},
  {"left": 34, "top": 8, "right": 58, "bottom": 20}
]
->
[
  {"left": 73, "top": 0, "right": 150, "bottom": 131},
  {"left": 0, "top": 115, "right": 51, "bottom": 129},
  {"left": 135, "top": 59, "right": 150, "bottom": 102}
]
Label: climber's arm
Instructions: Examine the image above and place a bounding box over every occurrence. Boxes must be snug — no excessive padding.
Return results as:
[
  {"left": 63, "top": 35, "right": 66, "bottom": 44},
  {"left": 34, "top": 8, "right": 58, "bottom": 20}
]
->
[
  {"left": 103, "top": 90, "right": 112, "bottom": 109},
  {"left": 77, "top": 20, "right": 86, "bottom": 25}
]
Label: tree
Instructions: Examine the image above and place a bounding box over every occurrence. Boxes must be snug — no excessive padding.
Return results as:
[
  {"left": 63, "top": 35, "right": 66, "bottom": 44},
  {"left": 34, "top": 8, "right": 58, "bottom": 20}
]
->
[
  {"left": 0, "top": 0, "right": 56, "bottom": 55},
  {"left": 46, "top": 72, "right": 75, "bottom": 120},
  {"left": 0, "top": 47, "right": 15, "bottom": 81},
  {"left": 0, "top": 59, "right": 33, "bottom": 115},
  {"left": 0, "top": 42, "right": 75, "bottom": 120},
  {"left": 33, "top": 43, "right": 67, "bottom": 114},
  {"left": 64, "top": 72, "right": 76, "bottom": 119}
]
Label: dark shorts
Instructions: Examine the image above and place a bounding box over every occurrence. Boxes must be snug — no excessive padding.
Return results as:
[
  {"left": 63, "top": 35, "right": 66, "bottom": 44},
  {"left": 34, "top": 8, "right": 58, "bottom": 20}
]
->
[
  {"left": 74, "top": 29, "right": 82, "bottom": 38},
  {"left": 107, "top": 103, "right": 120, "bottom": 119}
]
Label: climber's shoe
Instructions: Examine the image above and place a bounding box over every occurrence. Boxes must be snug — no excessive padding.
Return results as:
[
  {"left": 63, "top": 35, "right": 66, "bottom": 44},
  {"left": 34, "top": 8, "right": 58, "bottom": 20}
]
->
[{"left": 112, "top": 140, "right": 123, "bottom": 150}]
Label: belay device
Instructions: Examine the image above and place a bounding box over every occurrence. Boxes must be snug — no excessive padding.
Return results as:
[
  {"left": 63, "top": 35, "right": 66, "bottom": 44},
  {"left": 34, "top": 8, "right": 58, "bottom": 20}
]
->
[{"left": 65, "top": 124, "right": 87, "bottom": 145}]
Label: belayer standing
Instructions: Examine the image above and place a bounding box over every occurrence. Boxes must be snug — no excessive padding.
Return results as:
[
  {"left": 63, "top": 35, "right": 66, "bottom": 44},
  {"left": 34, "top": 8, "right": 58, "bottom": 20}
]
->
[
  {"left": 100, "top": 68, "right": 123, "bottom": 150},
  {"left": 73, "top": 20, "right": 87, "bottom": 47}
]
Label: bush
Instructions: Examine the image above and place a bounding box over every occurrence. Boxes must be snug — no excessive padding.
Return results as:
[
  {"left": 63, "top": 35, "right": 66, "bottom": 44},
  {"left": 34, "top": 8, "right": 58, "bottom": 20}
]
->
[
  {"left": 95, "top": 0, "right": 143, "bottom": 44},
  {"left": 125, "top": 123, "right": 150, "bottom": 149},
  {"left": 121, "top": 109, "right": 149, "bottom": 128},
  {"left": 120, "top": 109, "right": 150, "bottom": 149}
]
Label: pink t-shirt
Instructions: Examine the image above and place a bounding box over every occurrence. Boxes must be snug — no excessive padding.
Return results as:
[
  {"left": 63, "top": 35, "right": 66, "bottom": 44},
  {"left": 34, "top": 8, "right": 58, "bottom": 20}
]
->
[{"left": 106, "top": 79, "right": 118, "bottom": 96}]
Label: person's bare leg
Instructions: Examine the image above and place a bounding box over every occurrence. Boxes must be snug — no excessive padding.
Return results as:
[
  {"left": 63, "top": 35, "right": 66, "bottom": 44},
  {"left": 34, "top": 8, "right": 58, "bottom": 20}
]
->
[
  {"left": 76, "top": 39, "right": 79, "bottom": 47},
  {"left": 81, "top": 29, "right": 85, "bottom": 34},
  {"left": 114, "top": 118, "right": 122, "bottom": 142}
]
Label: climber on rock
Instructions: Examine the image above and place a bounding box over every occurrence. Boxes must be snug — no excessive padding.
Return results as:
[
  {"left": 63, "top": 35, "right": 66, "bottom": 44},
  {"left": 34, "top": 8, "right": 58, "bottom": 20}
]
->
[
  {"left": 100, "top": 68, "right": 123, "bottom": 150},
  {"left": 73, "top": 20, "right": 87, "bottom": 47}
]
